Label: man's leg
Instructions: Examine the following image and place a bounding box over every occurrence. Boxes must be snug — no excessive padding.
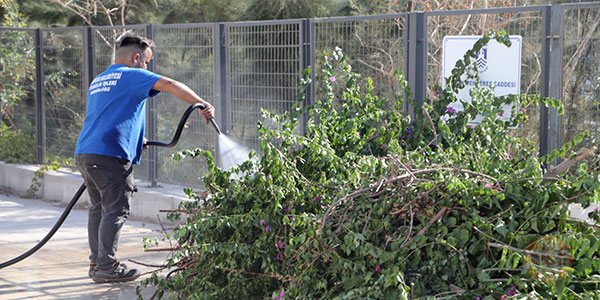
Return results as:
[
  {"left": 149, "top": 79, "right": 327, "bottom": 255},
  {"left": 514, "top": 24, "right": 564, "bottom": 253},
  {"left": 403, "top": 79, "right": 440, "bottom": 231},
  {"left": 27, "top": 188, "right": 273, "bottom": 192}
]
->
[
  {"left": 76, "top": 154, "right": 139, "bottom": 282},
  {"left": 75, "top": 155, "right": 102, "bottom": 265},
  {"left": 81, "top": 155, "right": 133, "bottom": 267},
  {"left": 96, "top": 157, "right": 134, "bottom": 268}
]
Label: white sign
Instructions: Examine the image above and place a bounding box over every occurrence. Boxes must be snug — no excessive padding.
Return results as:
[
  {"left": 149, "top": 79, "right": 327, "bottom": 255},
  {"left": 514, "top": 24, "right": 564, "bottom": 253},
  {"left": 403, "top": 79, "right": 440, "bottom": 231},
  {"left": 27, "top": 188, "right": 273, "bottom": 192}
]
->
[{"left": 442, "top": 35, "right": 522, "bottom": 124}]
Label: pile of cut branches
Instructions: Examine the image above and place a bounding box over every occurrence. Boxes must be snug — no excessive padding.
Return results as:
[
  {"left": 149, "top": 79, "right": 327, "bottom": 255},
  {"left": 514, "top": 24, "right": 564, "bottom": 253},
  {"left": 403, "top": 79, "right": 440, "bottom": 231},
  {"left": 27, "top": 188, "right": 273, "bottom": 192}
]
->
[{"left": 139, "top": 32, "right": 600, "bottom": 300}]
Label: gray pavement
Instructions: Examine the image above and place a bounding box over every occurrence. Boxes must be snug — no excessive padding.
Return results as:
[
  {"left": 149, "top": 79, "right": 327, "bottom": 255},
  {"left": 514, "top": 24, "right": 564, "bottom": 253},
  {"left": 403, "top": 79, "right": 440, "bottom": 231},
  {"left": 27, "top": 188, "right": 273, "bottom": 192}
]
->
[{"left": 0, "top": 189, "right": 173, "bottom": 300}]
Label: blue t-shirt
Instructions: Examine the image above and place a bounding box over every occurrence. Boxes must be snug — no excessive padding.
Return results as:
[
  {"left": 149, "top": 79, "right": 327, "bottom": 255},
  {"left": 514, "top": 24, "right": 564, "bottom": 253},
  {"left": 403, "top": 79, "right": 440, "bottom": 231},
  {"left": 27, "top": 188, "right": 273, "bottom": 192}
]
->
[{"left": 75, "top": 64, "right": 162, "bottom": 164}]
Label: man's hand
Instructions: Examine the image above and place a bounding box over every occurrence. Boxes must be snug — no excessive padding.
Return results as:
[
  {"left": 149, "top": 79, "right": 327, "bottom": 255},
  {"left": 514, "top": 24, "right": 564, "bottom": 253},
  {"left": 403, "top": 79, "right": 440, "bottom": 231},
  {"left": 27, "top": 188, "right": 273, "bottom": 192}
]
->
[
  {"left": 143, "top": 137, "right": 149, "bottom": 150},
  {"left": 199, "top": 101, "right": 215, "bottom": 123}
]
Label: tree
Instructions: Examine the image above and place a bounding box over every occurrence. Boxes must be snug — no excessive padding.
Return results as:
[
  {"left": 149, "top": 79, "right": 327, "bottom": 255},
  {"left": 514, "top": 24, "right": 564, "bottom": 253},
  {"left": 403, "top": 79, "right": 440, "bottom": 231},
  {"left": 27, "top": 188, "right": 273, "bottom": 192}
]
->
[
  {"left": 161, "top": 0, "right": 248, "bottom": 23},
  {"left": 244, "top": 0, "right": 331, "bottom": 20},
  {"left": 0, "top": 0, "right": 36, "bottom": 163},
  {"left": 0, "top": 0, "right": 34, "bottom": 129}
]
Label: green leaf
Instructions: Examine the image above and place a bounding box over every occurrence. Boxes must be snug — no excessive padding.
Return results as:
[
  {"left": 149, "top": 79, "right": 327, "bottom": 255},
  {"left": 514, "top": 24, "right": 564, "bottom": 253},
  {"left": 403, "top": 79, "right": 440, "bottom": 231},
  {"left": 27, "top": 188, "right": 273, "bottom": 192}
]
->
[{"left": 576, "top": 258, "right": 593, "bottom": 276}]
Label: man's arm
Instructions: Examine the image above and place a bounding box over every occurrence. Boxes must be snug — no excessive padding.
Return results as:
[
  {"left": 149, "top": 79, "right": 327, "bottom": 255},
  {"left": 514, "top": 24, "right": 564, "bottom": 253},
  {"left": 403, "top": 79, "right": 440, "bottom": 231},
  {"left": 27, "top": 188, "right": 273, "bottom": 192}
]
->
[{"left": 152, "top": 77, "right": 215, "bottom": 123}]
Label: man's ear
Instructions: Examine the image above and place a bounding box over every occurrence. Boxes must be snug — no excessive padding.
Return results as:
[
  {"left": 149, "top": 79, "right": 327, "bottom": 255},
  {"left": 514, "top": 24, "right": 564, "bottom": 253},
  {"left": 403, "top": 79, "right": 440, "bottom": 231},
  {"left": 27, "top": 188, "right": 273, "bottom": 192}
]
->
[{"left": 132, "top": 52, "right": 141, "bottom": 63}]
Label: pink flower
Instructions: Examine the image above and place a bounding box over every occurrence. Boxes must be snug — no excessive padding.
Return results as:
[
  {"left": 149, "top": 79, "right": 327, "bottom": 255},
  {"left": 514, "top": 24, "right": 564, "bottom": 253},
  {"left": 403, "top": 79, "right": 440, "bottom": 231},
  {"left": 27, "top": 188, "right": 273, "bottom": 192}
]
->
[
  {"left": 326, "top": 56, "right": 332, "bottom": 62},
  {"left": 505, "top": 154, "right": 510, "bottom": 160},
  {"left": 485, "top": 183, "right": 503, "bottom": 192},
  {"left": 498, "top": 113, "right": 504, "bottom": 117},
  {"left": 313, "top": 196, "right": 318, "bottom": 201},
  {"left": 282, "top": 204, "right": 291, "bottom": 213},
  {"left": 375, "top": 265, "right": 381, "bottom": 272},
  {"left": 501, "top": 296, "right": 505, "bottom": 300},
  {"left": 260, "top": 219, "right": 270, "bottom": 231},
  {"left": 435, "top": 90, "right": 441, "bottom": 96},
  {"left": 274, "top": 290, "right": 285, "bottom": 300},
  {"left": 446, "top": 106, "right": 457, "bottom": 114},
  {"left": 506, "top": 286, "right": 517, "bottom": 296},
  {"left": 276, "top": 250, "right": 284, "bottom": 260},
  {"left": 329, "top": 76, "right": 336, "bottom": 82}
]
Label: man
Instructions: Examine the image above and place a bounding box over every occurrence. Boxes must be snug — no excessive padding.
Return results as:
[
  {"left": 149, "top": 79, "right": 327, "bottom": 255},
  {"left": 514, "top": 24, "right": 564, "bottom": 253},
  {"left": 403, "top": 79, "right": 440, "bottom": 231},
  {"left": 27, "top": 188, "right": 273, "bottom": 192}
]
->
[{"left": 75, "top": 35, "right": 215, "bottom": 283}]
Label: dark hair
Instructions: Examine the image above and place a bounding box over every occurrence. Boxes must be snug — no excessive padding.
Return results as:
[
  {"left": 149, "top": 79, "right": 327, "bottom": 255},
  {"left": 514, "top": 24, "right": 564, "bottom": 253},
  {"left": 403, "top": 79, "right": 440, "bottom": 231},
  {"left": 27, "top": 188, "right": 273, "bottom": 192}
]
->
[{"left": 118, "top": 35, "right": 155, "bottom": 50}]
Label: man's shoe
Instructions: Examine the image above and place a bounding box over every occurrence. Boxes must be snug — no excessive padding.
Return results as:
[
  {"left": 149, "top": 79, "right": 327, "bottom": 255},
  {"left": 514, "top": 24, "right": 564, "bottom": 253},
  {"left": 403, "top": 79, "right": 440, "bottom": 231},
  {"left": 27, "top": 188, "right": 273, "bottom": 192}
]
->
[
  {"left": 91, "top": 260, "right": 140, "bottom": 283},
  {"left": 89, "top": 263, "right": 96, "bottom": 278}
]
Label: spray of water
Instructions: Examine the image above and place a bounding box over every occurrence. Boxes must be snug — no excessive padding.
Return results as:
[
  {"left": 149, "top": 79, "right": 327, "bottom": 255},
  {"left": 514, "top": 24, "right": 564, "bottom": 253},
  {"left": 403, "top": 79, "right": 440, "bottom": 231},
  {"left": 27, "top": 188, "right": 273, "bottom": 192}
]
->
[{"left": 218, "top": 134, "right": 251, "bottom": 171}]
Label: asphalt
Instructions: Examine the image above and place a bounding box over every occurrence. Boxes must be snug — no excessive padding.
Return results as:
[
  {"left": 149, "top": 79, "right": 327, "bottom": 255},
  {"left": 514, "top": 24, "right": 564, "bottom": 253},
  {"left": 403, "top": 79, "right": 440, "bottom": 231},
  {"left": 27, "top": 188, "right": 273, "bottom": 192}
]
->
[{"left": 0, "top": 189, "right": 174, "bottom": 300}]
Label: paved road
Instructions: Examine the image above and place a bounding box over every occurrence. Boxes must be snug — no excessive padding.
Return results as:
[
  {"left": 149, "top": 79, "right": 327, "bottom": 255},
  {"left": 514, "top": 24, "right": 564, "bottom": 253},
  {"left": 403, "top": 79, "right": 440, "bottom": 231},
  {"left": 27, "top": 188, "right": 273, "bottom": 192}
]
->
[{"left": 0, "top": 190, "right": 173, "bottom": 300}]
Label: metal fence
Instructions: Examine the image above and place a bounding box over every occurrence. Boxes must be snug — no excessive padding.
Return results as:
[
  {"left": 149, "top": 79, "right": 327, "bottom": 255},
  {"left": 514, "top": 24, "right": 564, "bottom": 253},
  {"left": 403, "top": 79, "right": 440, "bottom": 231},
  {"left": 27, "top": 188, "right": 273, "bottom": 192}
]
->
[
  {"left": 0, "top": 2, "right": 598, "bottom": 187},
  {"left": 225, "top": 20, "right": 305, "bottom": 150},
  {"left": 554, "top": 3, "right": 600, "bottom": 154},
  {"left": 425, "top": 7, "right": 549, "bottom": 148},
  {"left": 311, "top": 14, "right": 408, "bottom": 105}
]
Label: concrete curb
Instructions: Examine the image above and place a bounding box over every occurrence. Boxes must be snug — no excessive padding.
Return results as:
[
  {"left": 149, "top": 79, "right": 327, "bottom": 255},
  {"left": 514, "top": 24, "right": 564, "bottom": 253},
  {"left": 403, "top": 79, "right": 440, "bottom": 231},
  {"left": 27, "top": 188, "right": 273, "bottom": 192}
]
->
[{"left": 0, "top": 161, "right": 191, "bottom": 223}]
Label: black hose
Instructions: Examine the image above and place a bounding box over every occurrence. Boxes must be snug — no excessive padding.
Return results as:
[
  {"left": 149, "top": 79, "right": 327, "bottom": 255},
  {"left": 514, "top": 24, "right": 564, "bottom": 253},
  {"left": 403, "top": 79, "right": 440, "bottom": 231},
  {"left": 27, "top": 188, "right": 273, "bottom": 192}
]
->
[
  {"left": 146, "top": 103, "right": 220, "bottom": 148},
  {"left": 0, "top": 184, "right": 87, "bottom": 269},
  {"left": 0, "top": 103, "right": 218, "bottom": 269}
]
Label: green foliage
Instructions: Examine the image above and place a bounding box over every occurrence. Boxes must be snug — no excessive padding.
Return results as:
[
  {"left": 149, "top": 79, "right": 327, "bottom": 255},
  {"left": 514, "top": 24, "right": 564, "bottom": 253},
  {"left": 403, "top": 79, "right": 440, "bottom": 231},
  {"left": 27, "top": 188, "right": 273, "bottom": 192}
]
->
[
  {"left": 15, "top": 0, "right": 83, "bottom": 27},
  {"left": 0, "top": 121, "right": 35, "bottom": 163},
  {"left": 244, "top": 0, "right": 331, "bottom": 20},
  {"left": 23, "top": 156, "right": 72, "bottom": 198},
  {"left": 159, "top": 0, "right": 248, "bottom": 24},
  {"left": 341, "top": 0, "right": 410, "bottom": 15},
  {"left": 139, "top": 31, "right": 600, "bottom": 299},
  {"left": 0, "top": 0, "right": 38, "bottom": 165},
  {"left": 0, "top": 0, "right": 34, "bottom": 129}
]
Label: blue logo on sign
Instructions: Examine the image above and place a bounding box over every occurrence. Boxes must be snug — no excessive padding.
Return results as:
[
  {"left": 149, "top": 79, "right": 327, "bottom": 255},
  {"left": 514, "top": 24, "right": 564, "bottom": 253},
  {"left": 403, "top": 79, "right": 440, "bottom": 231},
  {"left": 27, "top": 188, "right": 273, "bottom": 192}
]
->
[{"left": 475, "top": 46, "right": 488, "bottom": 72}]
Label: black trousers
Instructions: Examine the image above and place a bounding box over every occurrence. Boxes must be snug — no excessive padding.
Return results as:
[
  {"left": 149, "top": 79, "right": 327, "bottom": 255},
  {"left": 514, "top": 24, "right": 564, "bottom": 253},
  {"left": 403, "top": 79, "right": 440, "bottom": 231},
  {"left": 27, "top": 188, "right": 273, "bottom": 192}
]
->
[{"left": 75, "top": 154, "right": 135, "bottom": 268}]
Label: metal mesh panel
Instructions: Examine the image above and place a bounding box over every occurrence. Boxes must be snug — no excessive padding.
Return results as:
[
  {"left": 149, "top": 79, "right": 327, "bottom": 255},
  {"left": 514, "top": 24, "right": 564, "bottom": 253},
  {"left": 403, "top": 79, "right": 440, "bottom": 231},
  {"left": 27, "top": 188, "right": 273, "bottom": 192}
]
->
[
  {"left": 561, "top": 5, "right": 600, "bottom": 148},
  {"left": 227, "top": 21, "right": 303, "bottom": 151},
  {"left": 93, "top": 27, "right": 146, "bottom": 77},
  {"left": 0, "top": 29, "right": 37, "bottom": 142},
  {"left": 313, "top": 16, "right": 407, "bottom": 103},
  {"left": 153, "top": 25, "right": 216, "bottom": 187},
  {"left": 426, "top": 9, "right": 545, "bottom": 143},
  {"left": 42, "top": 28, "right": 85, "bottom": 160}
]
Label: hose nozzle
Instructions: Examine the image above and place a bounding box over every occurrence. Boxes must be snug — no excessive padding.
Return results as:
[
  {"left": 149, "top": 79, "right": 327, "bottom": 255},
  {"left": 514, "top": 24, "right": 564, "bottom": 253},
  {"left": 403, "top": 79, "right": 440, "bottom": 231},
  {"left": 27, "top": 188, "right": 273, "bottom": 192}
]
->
[
  {"left": 209, "top": 118, "right": 222, "bottom": 135},
  {"left": 196, "top": 102, "right": 221, "bottom": 135}
]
